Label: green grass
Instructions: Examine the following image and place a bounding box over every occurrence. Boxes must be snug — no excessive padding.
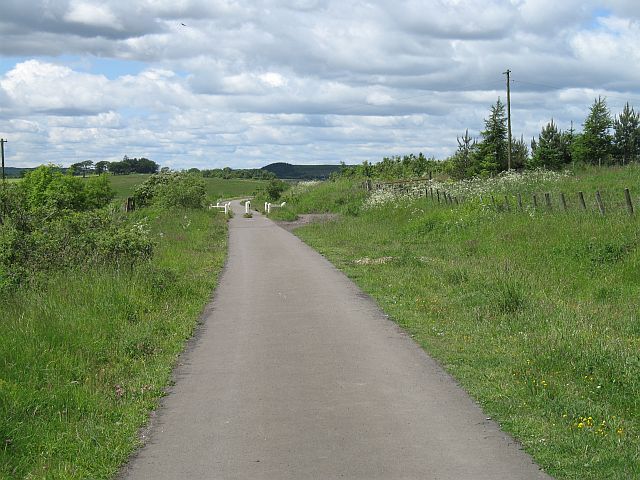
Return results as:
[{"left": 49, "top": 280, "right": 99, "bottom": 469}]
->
[
  {"left": 200, "top": 177, "right": 267, "bottom": 202},
  {"left": 106, "top": 175, "right": 267, "bottom": 203},
  {"left": 256, "top": 179, "right": 367, "bottom": 220},
  {"left": 0, "top": 208, "right": 227, "bottom": 479},
  {"left": 107, "top": 174, "right": 151, "bottom": 200},
  {"left": 291, "top": 166, "right": 640, "bottom": 479}
]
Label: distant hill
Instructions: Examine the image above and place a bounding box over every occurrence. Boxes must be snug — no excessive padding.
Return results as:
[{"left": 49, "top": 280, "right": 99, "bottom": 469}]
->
[
  {"left": 3, "top": 166, "right": 33, "bottom": 178},
  {"left": 261, "top": 162, "right": 347, "bottom": 180}
]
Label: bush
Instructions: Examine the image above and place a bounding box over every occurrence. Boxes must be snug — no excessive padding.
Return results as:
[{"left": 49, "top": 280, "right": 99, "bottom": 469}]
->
[
  {"left": 0, "top": 209, "right": 154, "bottom": 289},
  {"left": 133, "top": 172, "right": 206, "bottom": 208},
  {"left": 265, "top": 179, "right": 288, "bottom": 201},
  {"left": 19, "top": 165, "right": 114, "bottom": 213}
]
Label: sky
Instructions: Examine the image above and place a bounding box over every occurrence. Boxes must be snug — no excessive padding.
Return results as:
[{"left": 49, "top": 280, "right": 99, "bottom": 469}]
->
[{"left": 1, "top": 1, "right": 640, "bottom": 170}]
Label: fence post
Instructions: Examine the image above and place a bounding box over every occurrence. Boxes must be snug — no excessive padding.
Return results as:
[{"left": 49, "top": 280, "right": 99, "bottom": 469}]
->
[
  {"left": 125, "top": 197, "right": 135, "bottom": 212},
  {"left": 560, "top": 193, "right": 567, "bottom": 211},
  {"left": 533, "top": 194, "right": 538, "bottom": 209},
  {"left": 595, "top": 191, "right": 605, "bottom": 215},
  {"left": 436, "top": 189, "right": 440, "bottom": 203},
  {"left": 545, "top": 192, "right": 552, "bottom": 210},
  {"left": 517, "top": 193, "right": 523, "bottom": 210},
  {"left": 624, "top": 188, "right": 634, "bottom": 215},
  {"left": 578, "top": 191, "right": 586, "bottom": 211}
]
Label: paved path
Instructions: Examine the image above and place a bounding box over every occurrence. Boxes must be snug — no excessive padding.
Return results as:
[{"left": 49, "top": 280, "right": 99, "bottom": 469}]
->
[{"left": 120, "top": 201, "right": 551, "bottom": 479}]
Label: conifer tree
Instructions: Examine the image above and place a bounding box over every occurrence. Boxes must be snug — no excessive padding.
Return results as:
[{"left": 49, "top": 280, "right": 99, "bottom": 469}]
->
[
  {"left": 448, "top": 129, "right": 477, "bottom": 179},
  {"left": 613, "top": 102, "right": 640, "bottom": 164},
  {"left": 527, "top": 119, "right": 571, "bottom": 169},
  {"left": 476, "top": 98, "right": 508, "bottom": 175},
  {"left": 573, "top": 96, "right": 613, "bottom": 166}
]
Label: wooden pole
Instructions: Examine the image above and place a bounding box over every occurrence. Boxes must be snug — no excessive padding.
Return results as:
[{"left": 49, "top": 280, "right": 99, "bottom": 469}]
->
[
  {"left": 560, "top": 192, "right": 567, "bottom": 211},
  {"left": 578, "top": 191, "right": 587, "bottom": 211},
  {"left": 0, "top": 139, "right": 6, "bottom": 184},
  {"left": 595, "top": 190, "right": 605, "bottom": 215},
  {"left": 517, "top": 192, "right": 523, "bottom": 210},
  {"left": 624, "top": 188, "right": 634, "bottom": 215},
  {"left": 503, "top": 69, "right": 512, "bottom": 170},
  {"left": 545, "top": 192, "right": 552, "bottom": 210}
]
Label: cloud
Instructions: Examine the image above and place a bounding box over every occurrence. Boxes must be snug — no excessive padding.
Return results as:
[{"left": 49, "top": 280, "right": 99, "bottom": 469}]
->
[{"left": 0, "top": 0, "right": 639, "bottom": 169}]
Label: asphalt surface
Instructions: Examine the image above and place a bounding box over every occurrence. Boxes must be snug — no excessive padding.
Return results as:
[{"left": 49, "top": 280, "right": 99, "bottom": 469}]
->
[{"left": 120, "top": 200, "right": 551, "bottom": 479}]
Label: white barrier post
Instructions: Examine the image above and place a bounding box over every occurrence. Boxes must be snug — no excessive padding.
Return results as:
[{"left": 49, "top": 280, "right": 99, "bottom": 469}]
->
[
  {"left": 267, "top": 203, "right": 271, "bottom": 213},
  {"left": 245, "top": 201, "right": 250, "bottom": 214},
  {"left": 264, "top": 202, "right": 268, "bottom": 212},
  {"left": 224, "top": 204, "right": 228, "bottom": 215}
]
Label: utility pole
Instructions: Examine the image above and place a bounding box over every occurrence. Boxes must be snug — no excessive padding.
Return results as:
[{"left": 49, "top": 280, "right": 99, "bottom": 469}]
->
[
  {"left": 503, "top": 69, "right": 512, "bottom": 170},
  {"left": 0, "top": 138, "right": 6, "bottom": 183}
]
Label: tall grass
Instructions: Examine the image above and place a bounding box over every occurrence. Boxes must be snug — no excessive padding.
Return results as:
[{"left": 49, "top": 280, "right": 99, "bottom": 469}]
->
[
  {"left": 293, "top": 166, "right": 640, "bottom": 479},
  {"left": 0, "top": 208, "right": 227, "bottom": 479},
  {"left": 261, "top": 179, "right": 368, "bottom": 220}
]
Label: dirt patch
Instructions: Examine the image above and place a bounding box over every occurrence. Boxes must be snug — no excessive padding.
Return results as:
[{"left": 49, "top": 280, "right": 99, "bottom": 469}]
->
[{"left": 276, "top": 213, "right": 340, "bottom": 231}]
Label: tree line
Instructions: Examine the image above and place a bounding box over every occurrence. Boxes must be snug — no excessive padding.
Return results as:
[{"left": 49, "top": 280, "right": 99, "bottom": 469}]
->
[
  {"left": 338, "top": 96, "right": 640, "bottom": 180},
  {"left": 189, "top": 167, "right": 276, "bottom": 180},
  {"left": 446, "top": 96, "right": 638, "bottom": 178},
  {"left": 69, "top": 156, "right": 160, "bottom": 177}
]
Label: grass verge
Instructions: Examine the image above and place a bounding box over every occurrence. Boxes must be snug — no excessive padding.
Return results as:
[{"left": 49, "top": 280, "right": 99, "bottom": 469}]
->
[
  {"left": 293, "top": 169, "right": 640, "bottom": 479},
  {"left": 0, "top": 208, "right": 227, "bottom": 479}
]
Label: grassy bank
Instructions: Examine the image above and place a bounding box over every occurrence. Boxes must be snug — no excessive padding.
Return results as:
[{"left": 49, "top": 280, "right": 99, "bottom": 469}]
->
[
  {"left": 290, "top": 168, "right": 639, "bottom": 479},
  {"left": 0, "top": 208, "right": 227, "bottom": 479}
]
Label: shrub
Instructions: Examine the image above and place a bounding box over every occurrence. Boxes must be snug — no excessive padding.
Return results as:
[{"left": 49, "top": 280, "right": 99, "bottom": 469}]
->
[
  {"left": 133, "top": 172, "right": 206, "bottom": 208},
  {"left": 19, "top": 165, "right": 114, "bottom": 213}
]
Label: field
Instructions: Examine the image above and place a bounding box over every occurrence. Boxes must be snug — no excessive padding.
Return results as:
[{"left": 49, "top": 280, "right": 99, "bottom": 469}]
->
[
  {"left": 278, "top": 167, "right": 640, "bottom": 479},
  {"left": 106, "top": 175, "right": 267, "bottom": 202}
]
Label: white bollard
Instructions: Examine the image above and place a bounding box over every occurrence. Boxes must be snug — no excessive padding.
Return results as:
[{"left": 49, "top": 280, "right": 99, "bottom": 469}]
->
[
  {"left": 224, "top": 204, "right": 228, "bottom": 215},
  {"left": 245, "top": 201, "right": 250, "bottom": 214},
  {"left": 267, "top": 203, "right": 271, "bottom": 213},
  {"left": 264, "top": 202, "right": 268, "bottom": 212}
]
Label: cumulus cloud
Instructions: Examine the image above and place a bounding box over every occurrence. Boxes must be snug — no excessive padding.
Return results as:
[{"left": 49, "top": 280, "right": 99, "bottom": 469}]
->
[{"left": 0, "top": 0, "right": 639, "bottom": 168}]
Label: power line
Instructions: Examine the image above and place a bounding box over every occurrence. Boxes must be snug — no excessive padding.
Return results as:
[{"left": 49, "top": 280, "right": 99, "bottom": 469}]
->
[
  {"left": 512, "top": 79, "right": 640, "bottom": 104},
  {"left": 325, "top": 79, "right": 504, "bottom": 114}
]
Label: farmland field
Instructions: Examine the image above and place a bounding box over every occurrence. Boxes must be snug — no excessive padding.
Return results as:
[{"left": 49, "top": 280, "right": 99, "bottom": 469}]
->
[{"left": 106, "top": 174, "right": 267, "bottom": 201}]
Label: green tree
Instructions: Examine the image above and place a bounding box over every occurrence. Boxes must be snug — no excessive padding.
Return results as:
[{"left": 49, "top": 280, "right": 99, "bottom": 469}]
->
[
  {"left": 573, "top": 96, "right": 613, "bottom": 166},
  {"left": 447, "top": 129, "right": 477, "bottom": 179},
  {"left": 612, "top": 102, "right": 640, "bottom": 164},
  {"left": 95, "top": 161, "right": 110, "bottom": 175},
  {"left": 70, "top": 160, "right": 94, "bottom": 178},
  {"left": 528, "top": 120, "right": 571, "bottom": 170},
  {"left": 476, "top": 98, "right": 508, "bottom": 175},
  {"left": 511, "top": 135, "right": 529, "bottom": 169}
]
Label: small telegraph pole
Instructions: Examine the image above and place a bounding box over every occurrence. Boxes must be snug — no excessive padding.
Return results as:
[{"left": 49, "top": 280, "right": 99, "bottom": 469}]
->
[
  {"left": 0, "top": 138, "right": 6, "bottom": 183},
  {"left": 503, "top": 69, "right": 512, "bottom": 170}
]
